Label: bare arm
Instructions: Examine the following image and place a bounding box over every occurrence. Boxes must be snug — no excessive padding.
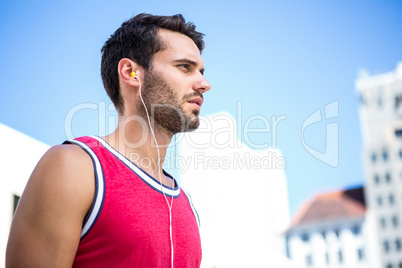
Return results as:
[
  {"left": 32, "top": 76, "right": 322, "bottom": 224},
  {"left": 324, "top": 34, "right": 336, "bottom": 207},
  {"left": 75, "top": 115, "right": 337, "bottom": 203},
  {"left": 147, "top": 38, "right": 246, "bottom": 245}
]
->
[{"left": 6, "top": 144, "right": 95, "bottom": 268}]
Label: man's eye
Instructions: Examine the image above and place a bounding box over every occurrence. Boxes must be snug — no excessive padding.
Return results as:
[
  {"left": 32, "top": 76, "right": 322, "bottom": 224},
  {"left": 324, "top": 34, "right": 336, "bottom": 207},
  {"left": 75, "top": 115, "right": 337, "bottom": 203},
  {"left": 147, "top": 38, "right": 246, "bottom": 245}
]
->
[{"left": 178, "top": 64, "right": 190, "bottom": 71}]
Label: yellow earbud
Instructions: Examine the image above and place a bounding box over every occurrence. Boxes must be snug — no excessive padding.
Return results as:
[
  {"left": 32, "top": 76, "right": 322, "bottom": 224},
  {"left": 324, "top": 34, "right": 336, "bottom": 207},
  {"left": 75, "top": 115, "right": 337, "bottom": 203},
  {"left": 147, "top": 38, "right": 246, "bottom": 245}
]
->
[{"left": 131, "top": 71, "right": 136, "bottom": 78}]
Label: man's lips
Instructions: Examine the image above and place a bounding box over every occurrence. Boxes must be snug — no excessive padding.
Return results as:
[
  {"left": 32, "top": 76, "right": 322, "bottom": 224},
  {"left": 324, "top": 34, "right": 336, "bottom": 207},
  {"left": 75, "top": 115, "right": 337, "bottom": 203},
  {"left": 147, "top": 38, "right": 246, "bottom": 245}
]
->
[{"left": 187, "top": 97, "right": 203, "bottom": 108}]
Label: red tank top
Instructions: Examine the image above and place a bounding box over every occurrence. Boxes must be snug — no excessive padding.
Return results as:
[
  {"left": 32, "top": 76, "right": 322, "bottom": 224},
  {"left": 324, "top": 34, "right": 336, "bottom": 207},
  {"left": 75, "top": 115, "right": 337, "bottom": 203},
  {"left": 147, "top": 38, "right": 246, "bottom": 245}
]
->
[{"left": 65, "top": 136, "right": 201, "bottom": 267}]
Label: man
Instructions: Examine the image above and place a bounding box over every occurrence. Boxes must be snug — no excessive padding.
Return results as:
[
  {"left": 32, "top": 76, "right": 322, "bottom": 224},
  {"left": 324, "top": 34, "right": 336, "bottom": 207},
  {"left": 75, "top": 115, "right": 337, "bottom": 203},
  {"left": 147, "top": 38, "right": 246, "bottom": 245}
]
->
[{"left": 6, "top": 13, "right": 211, "bottom": 267}]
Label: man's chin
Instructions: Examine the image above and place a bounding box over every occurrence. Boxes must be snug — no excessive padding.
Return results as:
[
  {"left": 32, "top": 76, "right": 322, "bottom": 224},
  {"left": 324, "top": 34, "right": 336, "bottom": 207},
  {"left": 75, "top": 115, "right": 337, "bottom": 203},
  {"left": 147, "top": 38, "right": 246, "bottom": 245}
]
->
[
  {"left": 183, "top": 116, "right": 200, "bottom": 132},
  {"left": 162, "top": 116, "right": 199, "bottom": 134}
]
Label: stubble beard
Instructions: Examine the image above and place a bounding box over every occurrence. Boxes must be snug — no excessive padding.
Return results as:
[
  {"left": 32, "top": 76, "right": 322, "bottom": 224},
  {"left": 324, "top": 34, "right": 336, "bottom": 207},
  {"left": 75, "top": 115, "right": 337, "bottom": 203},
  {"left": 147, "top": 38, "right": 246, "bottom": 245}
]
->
[{"left": 137, "top": 68, "right": 201, "bottom": 135}]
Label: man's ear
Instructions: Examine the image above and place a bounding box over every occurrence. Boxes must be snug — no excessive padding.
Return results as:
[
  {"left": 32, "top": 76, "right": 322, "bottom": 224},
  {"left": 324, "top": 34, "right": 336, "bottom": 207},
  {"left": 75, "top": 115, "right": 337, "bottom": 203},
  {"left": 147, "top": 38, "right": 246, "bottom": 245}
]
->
[{"left": 118, "top": 58, "right": 142, "bottom": 87}]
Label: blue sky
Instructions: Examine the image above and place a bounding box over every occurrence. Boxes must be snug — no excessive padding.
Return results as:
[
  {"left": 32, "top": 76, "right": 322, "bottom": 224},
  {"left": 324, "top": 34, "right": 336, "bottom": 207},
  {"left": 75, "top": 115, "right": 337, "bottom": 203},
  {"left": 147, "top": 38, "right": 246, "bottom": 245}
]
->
[{"left": 1, "top": 0, "right": 401, "bottom": 216}]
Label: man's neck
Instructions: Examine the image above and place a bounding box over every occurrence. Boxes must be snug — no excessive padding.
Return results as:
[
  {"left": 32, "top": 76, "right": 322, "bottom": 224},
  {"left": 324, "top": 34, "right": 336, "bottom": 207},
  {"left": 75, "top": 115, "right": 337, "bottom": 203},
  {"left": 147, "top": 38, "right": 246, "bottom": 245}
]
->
[{"left": 103, "top": 118, "right": 175, "bottom": 187}]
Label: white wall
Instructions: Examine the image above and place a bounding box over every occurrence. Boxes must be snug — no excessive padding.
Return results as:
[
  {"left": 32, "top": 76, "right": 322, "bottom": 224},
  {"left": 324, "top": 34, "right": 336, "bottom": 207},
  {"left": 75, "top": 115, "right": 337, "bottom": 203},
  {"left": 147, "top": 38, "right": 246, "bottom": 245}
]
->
[
  {"left": 0, "top": 123, "right": 49, "bottom": 265},
  {"left": 176, "top": 112, "right": 296, "bottom": 268}
]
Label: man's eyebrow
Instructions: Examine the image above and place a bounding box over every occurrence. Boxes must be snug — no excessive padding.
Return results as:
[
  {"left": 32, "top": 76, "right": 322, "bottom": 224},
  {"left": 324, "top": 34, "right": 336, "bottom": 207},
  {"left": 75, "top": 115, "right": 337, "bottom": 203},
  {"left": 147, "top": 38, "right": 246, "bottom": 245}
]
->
[{"left": 173, "top": 58, "right": 205, "bottom": 74}]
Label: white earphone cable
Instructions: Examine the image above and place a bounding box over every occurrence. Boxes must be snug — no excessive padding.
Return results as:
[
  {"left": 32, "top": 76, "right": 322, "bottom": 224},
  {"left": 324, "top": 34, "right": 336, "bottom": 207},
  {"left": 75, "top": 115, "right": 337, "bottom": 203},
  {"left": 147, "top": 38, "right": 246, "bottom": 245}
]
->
[{"left": 137, "top": 76, "right": 174, "bottom": 268}]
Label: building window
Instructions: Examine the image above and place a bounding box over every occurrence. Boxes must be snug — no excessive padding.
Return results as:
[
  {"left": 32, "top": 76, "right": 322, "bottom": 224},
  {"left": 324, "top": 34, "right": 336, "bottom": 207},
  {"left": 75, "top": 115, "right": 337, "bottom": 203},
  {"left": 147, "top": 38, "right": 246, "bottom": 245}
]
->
[
  {"left": 352, "top": 225, "right": 361, "bottom": 235},
  {"left": 385, "top": 173, "right": 391, "bottom": 183},
  {"left": 301, "top": 233, "right": 309, "bottom": 242},
  {"left": 396, "top": 128, "right": 402, "bottom": 139},
  {"left": 371, "top": 153, "right": 377, "bottom": 163},
  {"left": 378, "top": 196, "right": 383, "bottom": 207},
  {"left": 305, "top": 254, "right": 313, "bottom": 267},
  {"left": 378, "top": 95, "right": 383, "bottom": 107},
  {"left": 321, "top": 230, "right": 326, "bottom": 240},
  {"left": 359, "top": 94, "right": 365, "bottom": 105},
  {"left": 380, "top": 217, "right": 386, "bottom": 229},
  {"left": 334, "top": 229, "right": 341, "bottom": 238},
  {"left": 384, "top": 240, "right": 390, "bottom": 253},
  {"left": 389, "top": 193, "right": 394, "bottom": 204},
  {"left": 357, "top": 248, "right": 364, "bottom": 261},
  {"left": 338, "top": 250, "right": 343, "bottom": 263},
  {"left": 389, "top": 194, "right": 395, "bottom": 205},
  {"left": 392, "top": 216, "right": 399, "bottom": 228},
  {"left": 325, "top": 252, "right": 330, "bottom": 265},
  {"left": 285, "top": 235, "right": 291, "bottom": 258},
  {"left": 374, "top": 174, "right": 380, "bottom": 184},
  {"left": 13, "top": 194, "right": 20, "bottom": 216},
  {"left": 396, "top": 239, "right": 402, "bottom": 251},
  {"left": 383, "top": 150, "right": 389, "bottom": 162},
  {"left": 395, "top": 94, "right": 402, "bottom": 110}
]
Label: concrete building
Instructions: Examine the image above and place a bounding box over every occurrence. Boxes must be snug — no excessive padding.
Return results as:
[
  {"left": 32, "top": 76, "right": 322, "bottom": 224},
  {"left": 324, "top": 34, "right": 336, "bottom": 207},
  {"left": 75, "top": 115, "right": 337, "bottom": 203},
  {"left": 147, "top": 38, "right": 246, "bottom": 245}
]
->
[
  {"left": 177, "top": 112, "right": 297, "bottom": 268},
  {"left": 285, "top": 187, "right": 378, "bottom": 268},
  {"left": 356, "top": 61, "right": 402, "bottom": 268},
  {"left": 0, "top": 123, "right": 49, "bottom": 265}
]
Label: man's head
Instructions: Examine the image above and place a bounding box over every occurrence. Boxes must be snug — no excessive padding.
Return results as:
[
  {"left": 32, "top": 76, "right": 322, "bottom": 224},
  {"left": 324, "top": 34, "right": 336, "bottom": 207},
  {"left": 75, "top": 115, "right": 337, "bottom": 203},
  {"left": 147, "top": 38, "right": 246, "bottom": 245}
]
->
[
  {"left": 101, "top": 13, "right": 205, "bottom": 114},
  {"left": 136, "top": 28, "right": 210, "bottom": 134}
]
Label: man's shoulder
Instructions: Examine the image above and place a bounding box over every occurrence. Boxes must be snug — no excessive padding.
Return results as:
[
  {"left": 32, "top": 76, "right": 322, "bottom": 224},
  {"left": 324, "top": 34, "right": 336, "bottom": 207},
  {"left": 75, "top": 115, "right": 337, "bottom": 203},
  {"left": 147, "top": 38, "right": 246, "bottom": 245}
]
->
[
  {"left": 21, "top": 142, "right": 96, "bottom": 217},
  {"left": 35, "top": 142, "right": 95, "bottom": 186},
  {"left": 45, "top": 143, "right": 92, "bottom": 166},
  {"left": 6, "top": 142, "right": 96, "bottom": 268}
]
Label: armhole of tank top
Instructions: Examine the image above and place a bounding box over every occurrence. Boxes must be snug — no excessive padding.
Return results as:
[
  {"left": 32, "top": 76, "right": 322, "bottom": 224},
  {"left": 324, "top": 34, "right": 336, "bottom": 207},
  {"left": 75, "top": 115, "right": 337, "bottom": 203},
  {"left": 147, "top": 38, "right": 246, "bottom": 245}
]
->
[
  {"left": 63, "top": 139, "right": 105, "bottom": 240},
  {"left": 182, "top": 189, "right": 201, "bottom": 229}
]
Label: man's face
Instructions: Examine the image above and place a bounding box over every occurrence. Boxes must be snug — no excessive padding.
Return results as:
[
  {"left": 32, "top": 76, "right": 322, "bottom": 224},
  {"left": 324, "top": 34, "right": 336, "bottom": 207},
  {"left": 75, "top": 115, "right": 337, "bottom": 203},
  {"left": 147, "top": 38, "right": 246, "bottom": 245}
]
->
[{"left": 139, "top": 29, "right": 211, "bottom": 134}]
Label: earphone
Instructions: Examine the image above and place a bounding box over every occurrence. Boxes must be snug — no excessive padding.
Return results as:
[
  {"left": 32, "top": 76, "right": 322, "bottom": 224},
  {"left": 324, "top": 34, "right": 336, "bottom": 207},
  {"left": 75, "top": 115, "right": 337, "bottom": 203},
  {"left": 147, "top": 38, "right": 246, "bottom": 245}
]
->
[{"left": 132, "top": 70, "right": 175, "bottom": 268}]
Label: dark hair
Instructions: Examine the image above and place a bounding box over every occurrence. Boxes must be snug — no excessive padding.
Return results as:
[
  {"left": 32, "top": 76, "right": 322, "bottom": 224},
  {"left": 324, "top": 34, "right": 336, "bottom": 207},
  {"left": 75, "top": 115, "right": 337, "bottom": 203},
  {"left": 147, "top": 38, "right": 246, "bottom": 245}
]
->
[{"left": 101, "top": 13, "right": 205, "bottom": 113}]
